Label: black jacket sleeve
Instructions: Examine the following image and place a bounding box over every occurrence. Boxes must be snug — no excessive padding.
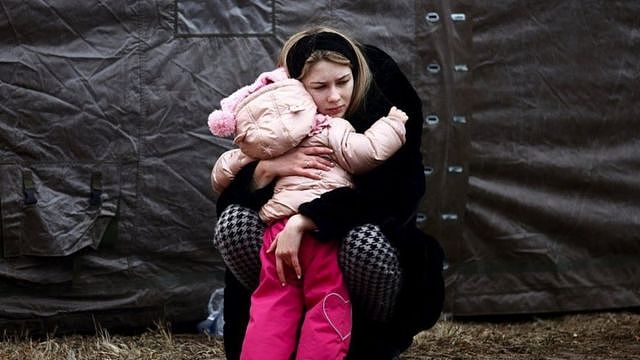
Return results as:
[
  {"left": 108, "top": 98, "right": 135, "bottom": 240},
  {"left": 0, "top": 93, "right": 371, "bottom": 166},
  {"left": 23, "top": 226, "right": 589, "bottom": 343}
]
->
[{"left": 299, "top": 45, "right": 426, "bottom": 241}]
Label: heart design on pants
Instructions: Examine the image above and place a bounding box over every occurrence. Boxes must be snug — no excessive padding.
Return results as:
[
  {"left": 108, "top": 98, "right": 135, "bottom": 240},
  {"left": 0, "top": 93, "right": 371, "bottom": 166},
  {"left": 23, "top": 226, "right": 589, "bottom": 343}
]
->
[{"left": 322, "top": 292, "right": 352, "bottom": 341}]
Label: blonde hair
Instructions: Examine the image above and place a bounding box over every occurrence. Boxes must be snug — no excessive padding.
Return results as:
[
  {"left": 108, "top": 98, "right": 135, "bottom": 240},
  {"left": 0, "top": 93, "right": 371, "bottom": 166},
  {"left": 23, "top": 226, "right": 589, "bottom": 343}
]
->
[{"left": 277, "top": 26, "right": 372, "bottom": 118}]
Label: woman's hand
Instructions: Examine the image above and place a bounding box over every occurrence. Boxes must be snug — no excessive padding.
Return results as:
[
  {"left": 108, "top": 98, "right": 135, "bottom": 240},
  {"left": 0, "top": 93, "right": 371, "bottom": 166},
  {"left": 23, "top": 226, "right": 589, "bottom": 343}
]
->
[
  {"left": 267, "top": 214, "right": 317, "bottom": 284},
  {"left": 251, "top": 146, "right": 334, "bottom": 189}
]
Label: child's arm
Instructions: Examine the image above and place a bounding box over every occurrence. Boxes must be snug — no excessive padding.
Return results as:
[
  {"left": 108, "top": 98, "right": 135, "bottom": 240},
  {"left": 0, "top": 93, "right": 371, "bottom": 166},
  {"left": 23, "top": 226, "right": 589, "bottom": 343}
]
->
[
  {"left": 327, "top": 106, "right": 408, "bottom": 174},
  {"left": 211, "top": 149, "right": 256, "bottom": 194}
]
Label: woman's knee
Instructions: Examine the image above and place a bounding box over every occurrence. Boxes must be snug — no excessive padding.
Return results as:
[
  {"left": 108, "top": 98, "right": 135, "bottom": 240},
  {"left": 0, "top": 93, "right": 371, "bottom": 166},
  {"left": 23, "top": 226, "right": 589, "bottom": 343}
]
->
[
  {"left": 213, "top": 205, "right": 264, "bottom": 249},
  {"left": 340, "top": 224, "right": 400, "bottom": 275},
  {"left": 214, "top": 205, "right": 264, "bottom": 291},
  {"left": 339, "top": 224, "right": 401, "bottom": 321}
]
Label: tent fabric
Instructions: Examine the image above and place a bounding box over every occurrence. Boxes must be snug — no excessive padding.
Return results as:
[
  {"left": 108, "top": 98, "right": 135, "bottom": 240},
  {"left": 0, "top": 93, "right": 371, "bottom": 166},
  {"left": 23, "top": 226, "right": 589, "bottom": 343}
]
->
[
  {"left": 425, "top": 0, "right": 640, "bottom": 315},
  {"left": 0, "top": 0, "right": 639, "bottom": 333}
]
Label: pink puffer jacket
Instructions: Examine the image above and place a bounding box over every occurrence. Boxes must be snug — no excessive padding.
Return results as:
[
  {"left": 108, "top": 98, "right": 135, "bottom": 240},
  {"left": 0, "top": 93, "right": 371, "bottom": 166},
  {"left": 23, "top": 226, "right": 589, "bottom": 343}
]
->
[{"left": 211, "top": 81, "right": 407, "bottom": 223}]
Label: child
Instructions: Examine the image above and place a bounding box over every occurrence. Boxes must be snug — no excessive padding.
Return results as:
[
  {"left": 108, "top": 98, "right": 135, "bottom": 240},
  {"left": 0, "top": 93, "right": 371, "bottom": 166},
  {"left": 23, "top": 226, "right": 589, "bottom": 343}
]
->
[{"left": 208, "top": 67, "right": 407, "bottom": 360}]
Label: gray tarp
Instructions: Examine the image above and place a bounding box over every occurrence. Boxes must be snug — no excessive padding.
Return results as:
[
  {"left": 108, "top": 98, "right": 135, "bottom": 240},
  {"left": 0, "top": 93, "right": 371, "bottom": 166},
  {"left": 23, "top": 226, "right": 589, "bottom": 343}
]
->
[
  {"left": 427, "top": 1, "right": 640, "bottom": 315},
  {"left": 0, "top": 0, "right": 638, "bottom": 333}
]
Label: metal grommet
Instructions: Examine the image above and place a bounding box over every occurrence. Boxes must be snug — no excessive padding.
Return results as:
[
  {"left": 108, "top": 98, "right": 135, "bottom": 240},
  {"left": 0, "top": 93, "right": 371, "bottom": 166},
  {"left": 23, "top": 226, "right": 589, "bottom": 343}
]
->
[
  {"left": 424, "top": 166, "right": 434, "bottom": 176},
  {"left": 441, "top": 213, "right": 459, "bottom": 221},
  {"left": 447, "top": 165, "right": 463, "bottom": 174},
  {"left": 427, "top": 63, "right": 441, "bottom": 74},
  {"left": 416, "top": 213, "right": 428, "bottom": 223},
  {"left": 454, "top": 64, "right": 469, "bottom": 72},
  {"left": 425, "top": 115, "right": 440, "bottom": 125},
  {"left": 451, "top": 13, "right": 466, "bottom": 21},
  {"left": 425, "top": 12, "right": 440, "bottom": 23},
  {"left": 453, "top": 115, "right": 467, "bottom": 124}
]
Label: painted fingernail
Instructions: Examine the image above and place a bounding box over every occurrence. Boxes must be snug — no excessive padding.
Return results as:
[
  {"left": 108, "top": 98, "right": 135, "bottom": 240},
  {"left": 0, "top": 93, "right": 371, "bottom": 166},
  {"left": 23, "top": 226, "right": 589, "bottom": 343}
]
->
[
  {"left": 297, "top": 275, "right": 302, "bottom": 279},
  {"left": 281, "top": 282, "right": 286, "bottom": 287}
]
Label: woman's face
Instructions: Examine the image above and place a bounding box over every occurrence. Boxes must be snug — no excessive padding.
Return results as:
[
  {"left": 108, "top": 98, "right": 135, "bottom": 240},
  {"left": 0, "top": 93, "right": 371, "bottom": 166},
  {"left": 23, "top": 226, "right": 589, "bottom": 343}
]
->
[{"left": 301, "top": 60, "right": 354, "bottom": 118}]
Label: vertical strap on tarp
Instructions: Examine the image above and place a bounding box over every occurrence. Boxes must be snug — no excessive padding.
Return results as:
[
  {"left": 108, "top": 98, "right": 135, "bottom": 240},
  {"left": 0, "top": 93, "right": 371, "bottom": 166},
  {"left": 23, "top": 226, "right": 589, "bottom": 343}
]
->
[
  {"left": 22, "top": 170, "right": 37, "bottom": 206},
  {"left": 89, "top": 172, "right": 103, "bottom": 207}
]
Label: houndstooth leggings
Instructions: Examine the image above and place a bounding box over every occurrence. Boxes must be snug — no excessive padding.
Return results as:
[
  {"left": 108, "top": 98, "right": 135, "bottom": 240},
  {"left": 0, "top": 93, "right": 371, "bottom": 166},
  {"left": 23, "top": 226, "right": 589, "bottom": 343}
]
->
[{"left": 213, "top": 204, "right": 402, "bottom": 322}]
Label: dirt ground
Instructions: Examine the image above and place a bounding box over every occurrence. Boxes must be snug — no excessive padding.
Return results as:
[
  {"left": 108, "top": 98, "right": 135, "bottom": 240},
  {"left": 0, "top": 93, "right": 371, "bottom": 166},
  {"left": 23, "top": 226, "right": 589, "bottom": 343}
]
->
[{"left": 0, "top": 311, "right": 638, "bottom": 359}]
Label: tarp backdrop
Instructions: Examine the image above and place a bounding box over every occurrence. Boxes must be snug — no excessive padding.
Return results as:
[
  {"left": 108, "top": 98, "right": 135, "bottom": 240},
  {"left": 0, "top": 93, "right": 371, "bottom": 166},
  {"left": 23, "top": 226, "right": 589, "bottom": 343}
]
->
[{"left": 1, "top": 0, "right": 639, "bottom": 332}]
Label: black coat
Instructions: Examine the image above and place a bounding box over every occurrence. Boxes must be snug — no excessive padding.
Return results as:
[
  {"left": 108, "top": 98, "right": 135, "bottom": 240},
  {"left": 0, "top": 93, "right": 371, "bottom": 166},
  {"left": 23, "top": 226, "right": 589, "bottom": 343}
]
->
[{"left": 216, "top": 45, "right": 445, "bottom": 360}]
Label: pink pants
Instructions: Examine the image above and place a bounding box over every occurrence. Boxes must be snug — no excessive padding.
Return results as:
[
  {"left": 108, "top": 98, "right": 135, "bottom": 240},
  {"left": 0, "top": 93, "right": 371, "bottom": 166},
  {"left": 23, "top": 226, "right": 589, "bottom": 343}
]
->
[{"left": 240, "top": 219, "right": 351, "bottom": 360}]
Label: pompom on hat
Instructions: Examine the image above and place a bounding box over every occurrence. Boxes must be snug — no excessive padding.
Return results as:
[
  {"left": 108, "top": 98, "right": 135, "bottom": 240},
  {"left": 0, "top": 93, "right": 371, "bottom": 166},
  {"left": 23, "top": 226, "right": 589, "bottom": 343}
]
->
[
  {"left": 207, "top": 110, "right": 235, "bottom": 137},
  {"left": 207, "top": 67, "right": 289, "bottom": 137}
]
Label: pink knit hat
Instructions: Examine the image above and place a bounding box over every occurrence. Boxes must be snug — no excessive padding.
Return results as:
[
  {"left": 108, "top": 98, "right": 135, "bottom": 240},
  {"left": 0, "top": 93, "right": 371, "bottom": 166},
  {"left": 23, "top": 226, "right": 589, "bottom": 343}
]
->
[
  {"left": 207, "top": 68, "right": 319, "bottom": 159},
  {"left": 207, "top": 67, "right": 289, "bottom": 137}
]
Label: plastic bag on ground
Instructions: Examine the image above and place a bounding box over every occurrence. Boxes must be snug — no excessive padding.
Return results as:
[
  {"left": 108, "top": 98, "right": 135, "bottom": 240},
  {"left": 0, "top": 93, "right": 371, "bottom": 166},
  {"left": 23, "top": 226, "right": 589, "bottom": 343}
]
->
[{"left": 197, "top": 287, "right": 225, "bottom": 337}]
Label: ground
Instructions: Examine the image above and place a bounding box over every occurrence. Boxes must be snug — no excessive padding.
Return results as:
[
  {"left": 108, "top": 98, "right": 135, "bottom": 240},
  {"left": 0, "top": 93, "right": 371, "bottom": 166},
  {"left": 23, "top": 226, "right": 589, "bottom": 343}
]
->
[{"left": 0, "top": 311, "right": 638, "bottom": 359}]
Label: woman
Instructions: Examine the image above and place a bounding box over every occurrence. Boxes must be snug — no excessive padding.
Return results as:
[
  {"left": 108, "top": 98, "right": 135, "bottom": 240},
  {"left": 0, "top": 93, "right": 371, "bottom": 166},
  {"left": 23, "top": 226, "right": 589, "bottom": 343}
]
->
[
  {"left": 209, "top": 66, "right": 409, "bottom": 359},
  {"left": 213, "top": 26, "right": 444, "bottom": 359}
]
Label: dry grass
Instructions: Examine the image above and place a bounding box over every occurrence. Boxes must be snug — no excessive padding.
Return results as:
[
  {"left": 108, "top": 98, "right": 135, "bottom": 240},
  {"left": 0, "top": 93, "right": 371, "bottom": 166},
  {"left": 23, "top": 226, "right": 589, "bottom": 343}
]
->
[
  {"left": 1, "top": 312, "right": 638, "bottom": 359},
  {"left": 0, "top": 321, "right": 224, "bottom": 360},
  {"left": 405, "top": 311, "right": 640, "bottom": 360}
]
